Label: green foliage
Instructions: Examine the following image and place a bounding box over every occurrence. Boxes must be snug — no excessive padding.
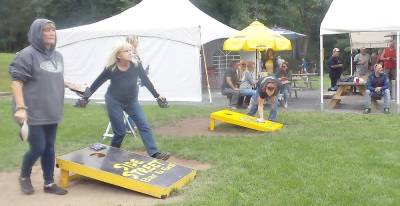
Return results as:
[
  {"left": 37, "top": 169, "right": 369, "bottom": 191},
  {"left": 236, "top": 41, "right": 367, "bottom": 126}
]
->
[
  {"left": 0, "top": 0, "right": 342, "bottom": 69},
  {"left": 0, "top": 53, "right": 15, "bottom": 92},
  {"left": 0, "top": 0, "right": 139, "bottom": 51}
]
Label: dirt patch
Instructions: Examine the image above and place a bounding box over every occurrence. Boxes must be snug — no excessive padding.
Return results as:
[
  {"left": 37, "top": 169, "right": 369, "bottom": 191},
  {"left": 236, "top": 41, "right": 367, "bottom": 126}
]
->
[
  {"left": 0, "top": 153, "right": 210, "bottom": 206},
  {"left": 154, "top": 117, "right": 261, "bottom": 137}
]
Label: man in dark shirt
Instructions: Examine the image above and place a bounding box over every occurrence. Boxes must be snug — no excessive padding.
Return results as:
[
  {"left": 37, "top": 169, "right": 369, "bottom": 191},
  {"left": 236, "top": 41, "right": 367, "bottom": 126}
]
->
[
  {"left": 364, "top": 63, "right": 391, "bottom": 114},
  {"left": 327, "top": 48, "right": 343, "bottom": 91},
  {"left": 221, "top": 60, "right": 241, "bottom": 109},
  {"left": 247, "top": 76, "right": 282, "bottom": 122}
]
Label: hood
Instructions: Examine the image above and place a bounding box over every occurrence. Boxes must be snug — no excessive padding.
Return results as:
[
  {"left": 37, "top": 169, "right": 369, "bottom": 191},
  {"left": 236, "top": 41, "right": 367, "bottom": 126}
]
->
[{"left": 28, "top": 18, "right": 56, "bottom": 54}]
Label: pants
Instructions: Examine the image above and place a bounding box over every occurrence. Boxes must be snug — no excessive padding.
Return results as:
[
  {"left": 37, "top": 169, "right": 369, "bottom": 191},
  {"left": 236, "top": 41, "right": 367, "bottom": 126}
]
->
[
  {"left": 105, "top": 93, "right": 159, "bottom": 156},
  {"left": 221, "top": 88, "right": 240, "bottom": 106},
  {"left": 329, "top": 71, "right": 342, "bottom": 88},
  {"left": 247, "top": 92, "right": 278, "bottom": 121},
  {"left": 20, "top": 124, "right": 58, "bottom": 185},
  {"left": 364, "top": 89, "right": 391, "bottom": 109},
  {"left": 281, "top": 84, "right": 290, "bottom": 105},
  {"left": 384, "top": 68, "right": 396, "bottom": 80}
]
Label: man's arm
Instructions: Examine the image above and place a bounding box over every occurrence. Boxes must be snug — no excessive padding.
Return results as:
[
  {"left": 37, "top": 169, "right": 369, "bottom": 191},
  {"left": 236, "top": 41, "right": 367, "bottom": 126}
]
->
[
  {"left": 380, "top": 49, "right": 388, "bottom": 61},
  {"left": 226, "top": 77, "right": 238, "bottom": 90},
  {"left": 382, "top": 75, "right": 390, "bottom": 91},
  {"left": 367, "top": 75, "right": 374, "bottom": 91},
  {"left": 11, "top": 81, "right": 27, "bottom": 124}
]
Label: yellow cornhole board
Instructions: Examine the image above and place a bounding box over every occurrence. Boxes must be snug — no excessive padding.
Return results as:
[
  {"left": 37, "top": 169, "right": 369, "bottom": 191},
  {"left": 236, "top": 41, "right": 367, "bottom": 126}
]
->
[
  {"left": 209, "top": 109, "right": 283, "bottom": 132},
  {"left": 56, "top": 145, "right": 196, "bottom": 198}
]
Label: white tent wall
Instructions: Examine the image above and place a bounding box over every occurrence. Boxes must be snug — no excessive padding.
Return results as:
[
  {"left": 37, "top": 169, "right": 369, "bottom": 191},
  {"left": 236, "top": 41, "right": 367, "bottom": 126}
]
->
[
  {"left": 57, "top": 0, "right": 237, "bottom": 102},
  {"left": 60, "top": 34, "right": 202, "bottom": 101},
  {"left": 350, "top": 32, "right": 392, "bottom": 49},
  {"left": 320, "top": 0, "right": 400, "bottom": 108}
]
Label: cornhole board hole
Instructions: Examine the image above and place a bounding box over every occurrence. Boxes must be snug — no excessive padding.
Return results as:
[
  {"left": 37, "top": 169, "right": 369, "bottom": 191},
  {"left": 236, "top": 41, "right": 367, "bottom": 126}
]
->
[
  {"left": 209, "top": 109, "right": 283, "bottom": 132},
  {"left": 56, "top": 145, "right": 196, "bottom": 198}
]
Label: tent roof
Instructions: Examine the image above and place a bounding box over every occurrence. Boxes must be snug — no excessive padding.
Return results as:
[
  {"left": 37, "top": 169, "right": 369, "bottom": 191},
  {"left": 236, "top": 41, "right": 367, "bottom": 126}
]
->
[
  {"left": 57, "top": 0, "right": 237, "bottom": 47},
  {"left": 320, "top": 0, "right": 400, "bottom": 48}
]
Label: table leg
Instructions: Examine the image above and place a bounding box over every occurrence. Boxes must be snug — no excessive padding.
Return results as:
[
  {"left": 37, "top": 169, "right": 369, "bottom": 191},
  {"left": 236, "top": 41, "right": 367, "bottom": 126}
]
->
[
  {"left": 328, "top": 85, "right": 345, "bottom": 108},
  {"left": 60, "top": 169, "right": 69, "bottom": 188},
  {"left": 209, "top": 118, "right": 215, "bottom": 131}
]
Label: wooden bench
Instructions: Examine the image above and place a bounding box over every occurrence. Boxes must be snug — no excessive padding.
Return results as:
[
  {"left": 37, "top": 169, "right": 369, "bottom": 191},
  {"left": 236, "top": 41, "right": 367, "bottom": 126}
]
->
[
  {"left": 371, "top": 96, "right": 380, "bottom": 112},
  {"left": 328, "top": 95, "right": 342, "bottom": 108},
  {"left": 323, "top": 91, "right": 336, "bottom": 99}
]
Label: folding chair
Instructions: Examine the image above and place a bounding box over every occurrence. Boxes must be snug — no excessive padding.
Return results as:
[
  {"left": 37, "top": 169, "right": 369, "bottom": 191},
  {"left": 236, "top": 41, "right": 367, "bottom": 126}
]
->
[{"left": 102, "top": 111, "right": 136, "bottom": 141}]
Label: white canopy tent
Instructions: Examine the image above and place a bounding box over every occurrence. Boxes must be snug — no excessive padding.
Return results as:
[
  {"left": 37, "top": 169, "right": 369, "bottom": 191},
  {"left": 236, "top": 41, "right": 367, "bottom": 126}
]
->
[
  {"left": 320, "top": 0, "right": 400, "bottom": 108},
  {"left": 57, "top": 0, "right": 237, "bottom": 102}
]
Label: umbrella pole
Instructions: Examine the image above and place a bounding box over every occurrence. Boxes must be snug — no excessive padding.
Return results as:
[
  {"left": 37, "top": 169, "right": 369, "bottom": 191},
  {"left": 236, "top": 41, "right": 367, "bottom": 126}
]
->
[{"left": 255, "top": 49, "right": 258, "bottom": 78}]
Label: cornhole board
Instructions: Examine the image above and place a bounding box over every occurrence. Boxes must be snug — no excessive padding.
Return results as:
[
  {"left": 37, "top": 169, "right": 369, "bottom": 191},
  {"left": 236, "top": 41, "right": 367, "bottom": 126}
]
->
[
  {"left": 209, "top": 109, "right": 283, "bottom": 132},
  {"left": 56, "top": 145, "right": 196, "bottom": 198}
]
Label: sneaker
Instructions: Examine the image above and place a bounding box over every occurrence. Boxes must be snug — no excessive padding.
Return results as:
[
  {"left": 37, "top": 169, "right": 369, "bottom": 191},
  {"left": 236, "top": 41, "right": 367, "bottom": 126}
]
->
[
  {"left": 283, "top": 101, "right": 288, "bottom": 109},
  {"left": 43, "top": 183, "right": 68, "bottom": 195},
  {"left": 363, "top": 108, "right": 371, "bottom": 114},
  {"left": 384, "top": 108, "right": 390, "bottom": 114},
  {"left": 151, "top": 152, "right": 170, "bottom": 161},
  {"left": 19, "top": 177, "right": 34, "bottom": 195},
  {"left": 229, "top": 106, "right": 237, "bottom": 110}
]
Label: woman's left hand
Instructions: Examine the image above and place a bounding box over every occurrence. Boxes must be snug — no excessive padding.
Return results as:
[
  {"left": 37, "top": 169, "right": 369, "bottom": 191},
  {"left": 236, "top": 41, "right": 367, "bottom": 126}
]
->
[{"left": 156, "top": 96, "right": 169, "bottom": 108}]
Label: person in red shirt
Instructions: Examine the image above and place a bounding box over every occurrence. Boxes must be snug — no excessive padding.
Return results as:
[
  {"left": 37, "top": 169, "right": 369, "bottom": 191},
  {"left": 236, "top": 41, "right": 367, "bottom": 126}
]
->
[{"left": 380, "top": 40, "right": 396, "bottom": 80}]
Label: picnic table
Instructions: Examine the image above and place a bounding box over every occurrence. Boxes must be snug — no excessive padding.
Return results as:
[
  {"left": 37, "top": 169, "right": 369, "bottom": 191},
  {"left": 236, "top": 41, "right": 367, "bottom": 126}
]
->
[
  {"left": 291, "top": 73, "right": 318, "bottom": 89},
  {"left": 328, "top": 81, "right": 366, "bottom": 109}
]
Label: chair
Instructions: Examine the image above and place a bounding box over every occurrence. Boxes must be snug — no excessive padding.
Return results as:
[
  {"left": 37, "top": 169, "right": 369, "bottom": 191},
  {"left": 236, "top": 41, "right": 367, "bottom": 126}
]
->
[{"left": 102, "top": 111, "right": 136, "bottom": 141}]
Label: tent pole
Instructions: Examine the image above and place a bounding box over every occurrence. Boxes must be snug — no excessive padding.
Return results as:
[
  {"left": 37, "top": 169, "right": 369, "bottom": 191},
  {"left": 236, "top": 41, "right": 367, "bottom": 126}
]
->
[
  {"left": 320, "top": 35, "right": 324, "bottom": 110},
  {"left": 349, "top": 33, "right": 353, "bottom": 76},
  {"left": 397, "top": 32, "right": 399, "bottom": 107},
  {"left": 201, "top": 45, "right": 212, "bottom": 103},
  {"left": 350, "top": 49, "right": 353, "bottom": 76},
  {"left": 199, "top": 26, "right": 212, "bottom": 103}
]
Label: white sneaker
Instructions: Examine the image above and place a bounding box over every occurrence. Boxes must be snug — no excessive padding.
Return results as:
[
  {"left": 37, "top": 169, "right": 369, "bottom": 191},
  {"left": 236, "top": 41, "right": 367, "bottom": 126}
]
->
[{"left": 284, "top": 102, "right": 288, "bottom": 108}]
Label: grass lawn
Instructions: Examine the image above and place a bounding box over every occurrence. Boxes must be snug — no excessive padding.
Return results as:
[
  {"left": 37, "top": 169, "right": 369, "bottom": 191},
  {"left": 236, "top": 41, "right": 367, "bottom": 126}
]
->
[
  {"left": 0, "top": 53, "right": 15, "bottom": 92},
  {"left": 1, "top": 96, "right": 399, "bottom": 205}
]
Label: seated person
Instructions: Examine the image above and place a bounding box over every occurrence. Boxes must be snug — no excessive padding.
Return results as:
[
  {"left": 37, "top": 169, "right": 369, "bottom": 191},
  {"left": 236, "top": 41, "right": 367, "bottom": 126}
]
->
[
  {"left": 275, "top": 61, "right": 291, "bottom": 108},
  {"left": 239, "top": 61, "right": 257, "bottom": 107},
  {"left": 363, "top": 63, "right": 391, "bottom": 114},
  {"left": 221, "top": 60, "right": 241, "bottom": 109},
  {"left": 247, "top": 76, "right": 282, "bottom": 122}
]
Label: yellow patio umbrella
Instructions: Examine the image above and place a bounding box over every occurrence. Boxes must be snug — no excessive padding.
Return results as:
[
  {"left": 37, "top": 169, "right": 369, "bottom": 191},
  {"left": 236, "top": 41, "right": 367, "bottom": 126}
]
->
[{"left": 223, "top": 20, "right": 292, "bottom": 51}]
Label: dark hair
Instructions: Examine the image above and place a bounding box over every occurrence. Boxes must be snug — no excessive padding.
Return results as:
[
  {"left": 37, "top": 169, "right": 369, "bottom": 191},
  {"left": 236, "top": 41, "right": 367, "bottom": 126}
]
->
[{"left": 230, "top": 60, "right": 240, "bottom": 67}]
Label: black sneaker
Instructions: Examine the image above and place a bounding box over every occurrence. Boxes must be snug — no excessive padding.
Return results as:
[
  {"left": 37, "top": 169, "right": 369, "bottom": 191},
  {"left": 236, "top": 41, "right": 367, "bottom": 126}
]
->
[
  {"left": 151, "top": 152, "right": 170, "bottom": 161},
  {"left": 363, "top": 108, "right": 371, "bottom": 114},
  {"left": 43, "top": 183, "right": 68, "bottom": 195},
  {"left": 19, "top": 177, "right": 34, "bottom": 195},
  {"left": 384, "top": 108, "right": 390, "bottom": 114}
]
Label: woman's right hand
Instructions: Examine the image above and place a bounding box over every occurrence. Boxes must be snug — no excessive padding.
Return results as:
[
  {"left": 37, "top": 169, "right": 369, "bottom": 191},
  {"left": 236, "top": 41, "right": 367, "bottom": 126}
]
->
[{"left": 14, "top": 109, "right": 27, "bottom": 124}]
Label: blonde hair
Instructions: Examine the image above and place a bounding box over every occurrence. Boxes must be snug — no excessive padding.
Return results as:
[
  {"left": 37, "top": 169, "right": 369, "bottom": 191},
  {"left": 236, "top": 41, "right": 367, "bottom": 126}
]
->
[
  {"left": 105, "top": 41, "right": 138, "bottom": 70},
  {"left": 126, "top": 35, "right": 140, "bottom": 65},
  {"left": 126, "top": 35, "right": 139, "bottom": 46}
]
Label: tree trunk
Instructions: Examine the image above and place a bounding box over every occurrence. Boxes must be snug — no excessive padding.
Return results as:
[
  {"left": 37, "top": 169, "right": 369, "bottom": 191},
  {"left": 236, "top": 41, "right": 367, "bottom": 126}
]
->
[{"left": 302, "top": 36, "right": 309, "bottom": 57}]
